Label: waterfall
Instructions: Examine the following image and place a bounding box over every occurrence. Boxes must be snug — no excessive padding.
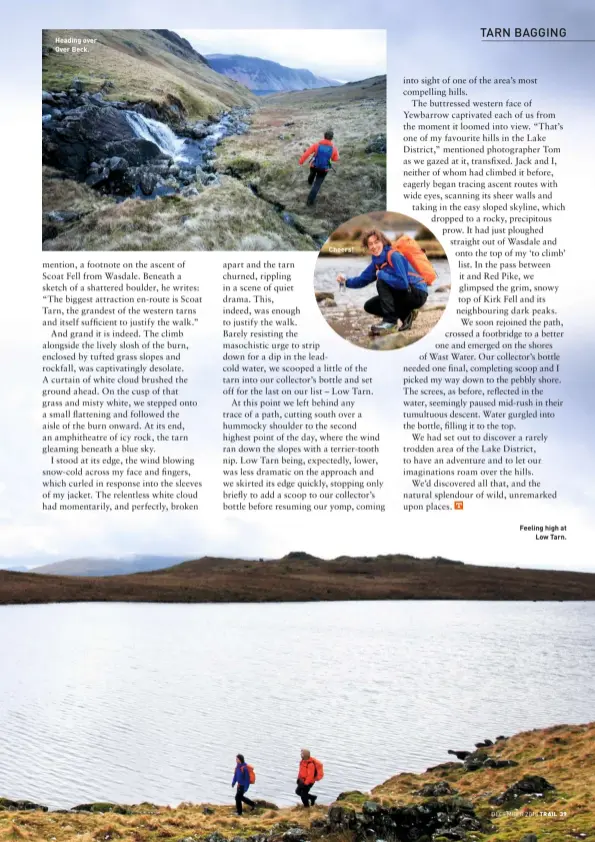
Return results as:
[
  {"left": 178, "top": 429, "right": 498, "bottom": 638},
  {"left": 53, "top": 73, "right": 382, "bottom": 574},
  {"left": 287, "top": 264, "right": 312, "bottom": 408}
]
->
[{"left": 125, "top": 111, "right": 188, "bottom": 160}]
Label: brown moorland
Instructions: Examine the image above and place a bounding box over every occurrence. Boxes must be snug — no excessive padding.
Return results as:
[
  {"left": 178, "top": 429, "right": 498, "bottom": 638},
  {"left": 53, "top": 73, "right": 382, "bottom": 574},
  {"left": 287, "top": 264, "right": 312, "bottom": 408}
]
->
[{"left": 1, "top": 552, "right": 594, "bottom": 604}]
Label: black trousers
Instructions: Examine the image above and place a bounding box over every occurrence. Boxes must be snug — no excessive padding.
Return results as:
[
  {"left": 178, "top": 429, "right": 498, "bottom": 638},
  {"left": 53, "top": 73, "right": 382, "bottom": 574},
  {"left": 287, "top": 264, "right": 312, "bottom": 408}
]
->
[
  {"left": 296, "top": 782, "right": 315, "bottom": 806},
  {"left": 364, "top": 279, "right": 428, "bottom": 323},
  {"left": 235, "top": 785, "right": 255, "bottom": 815},
  {"left": 307, "top": 167, "right": 328, "bottom": 204}
]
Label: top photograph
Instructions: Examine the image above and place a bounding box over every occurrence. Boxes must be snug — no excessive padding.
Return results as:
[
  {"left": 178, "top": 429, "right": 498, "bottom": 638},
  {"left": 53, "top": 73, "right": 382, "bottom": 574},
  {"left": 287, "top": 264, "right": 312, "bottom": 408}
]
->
[{"left": 42, "top": 29, "right": 387, "bottom": 251}]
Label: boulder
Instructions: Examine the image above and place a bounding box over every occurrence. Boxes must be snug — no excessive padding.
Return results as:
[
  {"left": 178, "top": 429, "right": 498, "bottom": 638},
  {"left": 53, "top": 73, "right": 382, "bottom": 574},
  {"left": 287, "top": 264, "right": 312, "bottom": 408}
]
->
[
  {"left": 86, "top": 168, "right": 110, "bottom": 189},
  {"left": 42, "top": 105, "right": 140, "bottom": 177},
  {"left": 47, "top": 210, "right": 81, "bottom": 224},
  {"left": 489, "top": 775, "right": 556, "bottom": 805},
  {"left": 139, "top": 170, "right": 158, "bottom": 195},
  {"left": 328, "top": 805, "right": 358, "bottom": 829},
  {"left": 415, "top": 781, "right": 458, "bottom": 797},
  {"left": 101, "top": 138, "right": 162, "bottom": 168},
  {"left": 335, "top": 790, "right": 365, "bottom": 802},
  {"left": 483, "top": 758, "right": 519, "bottom": 769},
  {"left": 366, "top": 134, "right": 386, "bottom": 154},
  {"left": 187, "top": 121, "right": 210, "bottom": 140},
  {"left": 203, "top": 833, "right": 227, "bottom": 842},
  {"left": 362, "top": 801, "right": 386, "bottom": 817},
  {"left": 282, "top": 829, "right": 309, "bottom": 842},
  {"left": 107, "top": 156, "right": 129, "bottom": 173},
  {"left": 71, "top": 77, "right": 85, "bottom": 92}
]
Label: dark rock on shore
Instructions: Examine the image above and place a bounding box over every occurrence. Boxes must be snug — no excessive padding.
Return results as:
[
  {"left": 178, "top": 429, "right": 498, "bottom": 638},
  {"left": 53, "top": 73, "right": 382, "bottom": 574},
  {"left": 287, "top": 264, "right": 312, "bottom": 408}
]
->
[
  {"left": 327, "top": 796, "right": 485, "bottom": 841},
  {"left": 460, "top": 747, "right": 519, "bottom": 773},
  {"left": 448, "top": 750, "right": 471, "bottom": 760},
  {"left": 0, "top": 797, "right": 48, "bottom": 812},
  {"left": 72, "top": 802, "right": 132, "bottom": 814}
]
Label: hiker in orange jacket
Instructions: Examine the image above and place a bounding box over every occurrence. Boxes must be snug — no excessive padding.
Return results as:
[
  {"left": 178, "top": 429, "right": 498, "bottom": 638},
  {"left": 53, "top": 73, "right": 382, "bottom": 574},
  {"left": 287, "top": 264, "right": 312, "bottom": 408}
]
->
[
  {"left": 295, "top": 748, "right": 319, "bottom": 807},
  {"left": 299, "top": 130, "right": 339, "bottom": 206}
]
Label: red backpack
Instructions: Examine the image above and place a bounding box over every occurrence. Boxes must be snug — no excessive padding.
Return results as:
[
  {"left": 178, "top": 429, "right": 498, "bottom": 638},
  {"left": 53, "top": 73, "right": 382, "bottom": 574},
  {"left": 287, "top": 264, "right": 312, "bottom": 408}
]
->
[
  {"left": 247, "top": 764, "right": 256, "bottom": 784},
  {"left": 311, "top": 758, "right": 324, "bottom": 781}
]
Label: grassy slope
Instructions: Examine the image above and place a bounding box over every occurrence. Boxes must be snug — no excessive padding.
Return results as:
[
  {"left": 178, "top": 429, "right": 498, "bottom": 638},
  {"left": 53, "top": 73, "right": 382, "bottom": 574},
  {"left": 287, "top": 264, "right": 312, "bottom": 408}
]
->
[
  {"left": 214, "top": 76, "right": 387, "bottom": 243},
  {"left": 2, "top": 553, "right": 595, "bottom": 604},
  {"left": 371, "top": 722, "right": 595, "bottom": 842},
  {"left": 43, "top": 168, "right": 314, "bottom": 251},
  {"left": 42, "top": 30, "right": 256, "bottom": 118},
  {"left": 1, "top": 723, "right": 592, "bottom": 842}
]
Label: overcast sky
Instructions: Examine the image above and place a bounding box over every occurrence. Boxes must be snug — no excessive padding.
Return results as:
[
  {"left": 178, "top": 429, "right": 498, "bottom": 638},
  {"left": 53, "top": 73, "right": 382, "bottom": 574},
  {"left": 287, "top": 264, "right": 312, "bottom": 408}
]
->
[{"left": 178, "top": 29, "right": 386, "bottom": 83}]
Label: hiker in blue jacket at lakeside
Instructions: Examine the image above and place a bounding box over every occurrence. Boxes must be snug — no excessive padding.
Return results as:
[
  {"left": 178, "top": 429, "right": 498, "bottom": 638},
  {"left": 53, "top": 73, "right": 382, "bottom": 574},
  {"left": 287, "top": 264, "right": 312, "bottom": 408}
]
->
[
  {"left": 232, "top": 754, "right": 256, "bottom": 816},
  {"left": 337, "top": 229, "right": 428, "bottom": 335}
]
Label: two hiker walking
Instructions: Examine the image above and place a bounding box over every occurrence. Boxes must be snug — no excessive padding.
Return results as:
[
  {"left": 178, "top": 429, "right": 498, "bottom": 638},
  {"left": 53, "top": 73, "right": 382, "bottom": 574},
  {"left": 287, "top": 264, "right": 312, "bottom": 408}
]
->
[
  {"left": 299, "top": 130, "right": 339, "bottom": 206},
  {"left": 337, "top": 228, "right": 437, "bottom": 335},
  {"left": 231, "top": 748, "right": 324, "bottom": 815}
]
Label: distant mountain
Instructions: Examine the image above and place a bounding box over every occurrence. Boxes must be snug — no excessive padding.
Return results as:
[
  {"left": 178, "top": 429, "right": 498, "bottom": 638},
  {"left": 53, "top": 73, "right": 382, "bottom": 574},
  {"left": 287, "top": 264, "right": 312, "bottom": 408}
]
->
[
  {"left": 31, "top": 555, "right": 189, "bottom": 577},
  {"left": 152, "top": 29, "right": 209, "bottom": 65},
  {"left": 0, "top": 564, "right": 29, "bottom": 573},
  {"left": 206, "top": 54, "right": 341, "bottom": 93},
  {"left": 2, "top": 552, "right": 595, "bottom": 604}
]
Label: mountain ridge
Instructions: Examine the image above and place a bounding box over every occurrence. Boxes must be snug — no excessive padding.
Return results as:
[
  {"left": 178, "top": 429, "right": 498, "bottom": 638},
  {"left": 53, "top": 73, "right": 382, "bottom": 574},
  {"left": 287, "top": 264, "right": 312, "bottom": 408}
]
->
[
  {"left": 206, "top": 53, "right": 341, "bottom": 92},
  {"left": 1, "top": 552, "right": 594, "bottom": 604}
]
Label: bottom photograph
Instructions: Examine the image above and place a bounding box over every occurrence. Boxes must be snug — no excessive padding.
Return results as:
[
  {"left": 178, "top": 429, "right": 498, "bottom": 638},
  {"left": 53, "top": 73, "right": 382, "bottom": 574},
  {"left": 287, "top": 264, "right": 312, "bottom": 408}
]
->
[{"left": 0, "top": 563, "right": 593, "bottom": 842}]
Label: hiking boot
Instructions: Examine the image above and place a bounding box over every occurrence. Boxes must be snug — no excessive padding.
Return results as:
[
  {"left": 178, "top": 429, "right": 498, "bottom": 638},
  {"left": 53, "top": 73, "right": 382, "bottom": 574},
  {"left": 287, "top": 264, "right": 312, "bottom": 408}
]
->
[
  {"left": 399, "top": 310, "right": 419, "bottom": 332},
  {"left": 310, "top": 795, "right": 318, "bottom": 805},
  {"left": 370, "top": 320, "right": 397, "bottom": 335}
]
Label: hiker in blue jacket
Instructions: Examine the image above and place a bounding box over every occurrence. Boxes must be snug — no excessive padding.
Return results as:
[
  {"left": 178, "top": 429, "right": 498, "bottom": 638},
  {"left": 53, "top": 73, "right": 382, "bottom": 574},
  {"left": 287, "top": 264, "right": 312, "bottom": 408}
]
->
[
  {"left": 232, "top": 753, "right": 256, "bottom": 815},
  {"left": 337, "top": 229, "right": 428, "bottom": 334}
]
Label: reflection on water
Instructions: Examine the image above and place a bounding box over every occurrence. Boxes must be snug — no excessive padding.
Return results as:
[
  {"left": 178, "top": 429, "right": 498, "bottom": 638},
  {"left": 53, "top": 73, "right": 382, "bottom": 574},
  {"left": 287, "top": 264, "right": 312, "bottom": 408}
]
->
[{"left": 0, "top": 600, "right": 593, "bottom": 809}]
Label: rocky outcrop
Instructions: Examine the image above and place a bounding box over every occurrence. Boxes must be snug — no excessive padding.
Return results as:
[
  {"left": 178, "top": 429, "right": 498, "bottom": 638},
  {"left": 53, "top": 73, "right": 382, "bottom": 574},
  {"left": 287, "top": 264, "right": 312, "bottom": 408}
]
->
[
  {"left": 0, "top": 797, "right": 48, "bottom": 812},
  {"left": 415, "top": 781, "right": 459, "bottom": 797},
  {"left": 326, "top": 797, "right": 486, "bottom": 841},
  {"left": 489, "top": 775, "right": 556, "bottom": 806},
  {"left": 42, "top": 87, "right": 251, "bottom": 200}
]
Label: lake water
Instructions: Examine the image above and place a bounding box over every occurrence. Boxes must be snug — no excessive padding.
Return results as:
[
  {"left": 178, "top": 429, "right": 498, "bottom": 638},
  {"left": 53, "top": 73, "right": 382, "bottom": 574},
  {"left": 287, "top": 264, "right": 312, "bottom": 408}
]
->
[{"left": 1, "top": 601, "right": 593, "bottom": 810}]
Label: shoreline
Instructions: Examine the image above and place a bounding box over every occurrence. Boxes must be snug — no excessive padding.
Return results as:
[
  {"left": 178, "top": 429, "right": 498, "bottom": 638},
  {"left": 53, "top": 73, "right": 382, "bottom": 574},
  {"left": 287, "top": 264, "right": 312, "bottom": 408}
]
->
[{"left": 1, "top": 722, "right": 593, "bottom": 841}]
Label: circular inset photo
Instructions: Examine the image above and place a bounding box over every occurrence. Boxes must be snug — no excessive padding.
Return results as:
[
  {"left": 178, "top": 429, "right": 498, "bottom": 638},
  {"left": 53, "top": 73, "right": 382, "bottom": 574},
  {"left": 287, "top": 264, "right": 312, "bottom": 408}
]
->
[{"left": 314, "top": 211, "right": 450, "bottom": 349}]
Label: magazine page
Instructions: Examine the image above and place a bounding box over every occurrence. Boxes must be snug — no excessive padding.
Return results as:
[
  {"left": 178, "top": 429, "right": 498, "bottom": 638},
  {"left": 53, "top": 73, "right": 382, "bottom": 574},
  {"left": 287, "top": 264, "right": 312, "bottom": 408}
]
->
[{"left": 1, "top": 2, "right": 594, "bottom": 842}]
